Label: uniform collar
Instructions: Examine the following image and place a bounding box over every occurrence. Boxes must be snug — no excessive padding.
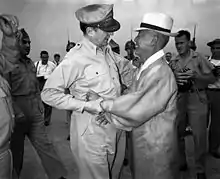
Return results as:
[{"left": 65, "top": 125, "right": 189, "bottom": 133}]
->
[
  {"left": 82, "top": 36, "right": 111, "bottom": 55},
  {"left": 175, "top": 49, "right": 197, "bottom": 61},
  {"left": 137, "top": 49, "right": 164, "bottom": 80}
]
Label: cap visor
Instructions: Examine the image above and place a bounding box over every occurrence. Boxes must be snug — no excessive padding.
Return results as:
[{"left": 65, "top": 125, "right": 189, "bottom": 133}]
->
[
  {"left": 134, "top": 27, "right": 178, "bottom": 37},
  {"left": 100, "top": 19, "right": 120, "bottom": 32}
]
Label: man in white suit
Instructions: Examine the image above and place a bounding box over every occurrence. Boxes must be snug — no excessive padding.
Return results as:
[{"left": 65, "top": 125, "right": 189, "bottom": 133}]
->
[{"left": 88, "top": 12, "right": 179, "bottom": 179}]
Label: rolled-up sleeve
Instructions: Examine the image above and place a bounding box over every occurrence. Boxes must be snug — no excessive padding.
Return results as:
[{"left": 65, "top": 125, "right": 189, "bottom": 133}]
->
[{"left": 41, "top": 53, "right": 86, "bottom": 112}]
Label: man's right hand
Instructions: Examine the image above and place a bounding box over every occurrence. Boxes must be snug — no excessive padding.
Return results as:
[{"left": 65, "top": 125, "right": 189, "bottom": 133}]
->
[
  {"left": 84, "top": 98, "right": 103, "bottom": 115},
  {"left": 174, "top": 71, "right": 193, "bottom": 85}
]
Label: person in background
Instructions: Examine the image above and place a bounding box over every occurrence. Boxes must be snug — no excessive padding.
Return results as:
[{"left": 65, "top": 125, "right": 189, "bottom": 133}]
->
[
  {"left": 124, "top": 40, "right": 141, "bottom": 68},
  {"left": 0, "top": 57, "right": 14, "bottom": 179},
  {"left": 35, "top": 50, "right": 56, "bottom": 126},
  {"left": 0, "top": 14, "right": 19, "bottom": 179},
  {"left": 66, "top": 41, "right": 76, "bottom": 52},
  {"left": 165, "top": 52, "right": 172, "bottom": 63},
  {"left": 65, "top": 41, "right": 76, "bottom": 140},
  {"left": 169, "top": 30, "right": 215, "bottom": 179},
  {"left": 53, "top": 53, "right": 61, "bottom": 66},
  {"left": 7, "top": 28, "right": 67, "bottom": 179},
  {"left": 109, "top": 39, "right": 120, "bottom": 54},
  {"left": 206, "top": 39, "right": 220, "bottom": 158}
]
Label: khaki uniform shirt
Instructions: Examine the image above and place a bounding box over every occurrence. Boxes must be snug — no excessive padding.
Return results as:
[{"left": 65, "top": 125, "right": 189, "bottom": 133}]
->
[
  {"left": 41, "top": 37, "right": 127, "bottom": 135},
  {"left": 0, "top": 75, "right": 14, "bottom": 154},
  {"left": 169, "top": 50, "right": 213, "bottom": 90}
]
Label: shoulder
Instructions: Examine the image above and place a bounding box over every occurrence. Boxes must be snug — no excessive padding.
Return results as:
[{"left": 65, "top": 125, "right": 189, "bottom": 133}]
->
[{"left": 48, "top": 60, "right": 56, "bottom": 67}]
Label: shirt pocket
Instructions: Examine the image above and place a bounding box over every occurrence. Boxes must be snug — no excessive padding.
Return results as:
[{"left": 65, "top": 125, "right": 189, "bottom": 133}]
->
[{"left": 84, "top": 65, "right": 108, "bottom": 81}]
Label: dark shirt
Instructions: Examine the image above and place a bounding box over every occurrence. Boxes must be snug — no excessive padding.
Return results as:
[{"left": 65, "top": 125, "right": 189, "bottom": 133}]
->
[{"left": 8, "top": 57, "right": 40, "bottom": 96}]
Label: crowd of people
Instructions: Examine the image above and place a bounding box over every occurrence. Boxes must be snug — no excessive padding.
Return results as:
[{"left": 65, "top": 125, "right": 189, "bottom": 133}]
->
[{"left": 0, "top": 3, "right": 220, "bottom": 179}]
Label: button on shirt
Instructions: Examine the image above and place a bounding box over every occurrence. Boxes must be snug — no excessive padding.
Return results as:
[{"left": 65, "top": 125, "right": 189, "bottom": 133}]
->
[
  {"left": 41, "top": 37, "right": 121, "bottom": 112},
  {"left": 9, "top": 57, "right": 40, "bottom": 96},
  {"left": 35, "top": 60, "right": 56, "bottom": 79}
]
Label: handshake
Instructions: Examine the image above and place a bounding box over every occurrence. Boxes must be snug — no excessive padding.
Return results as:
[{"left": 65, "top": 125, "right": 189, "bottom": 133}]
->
[{"left": 83, "top": 90, "right": 113, "bottom": 126}]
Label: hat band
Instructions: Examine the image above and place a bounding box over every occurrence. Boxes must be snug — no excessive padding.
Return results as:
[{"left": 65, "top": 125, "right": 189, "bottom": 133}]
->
[{"left": 140, "top": 23, "right": 171, "bottom": 33}]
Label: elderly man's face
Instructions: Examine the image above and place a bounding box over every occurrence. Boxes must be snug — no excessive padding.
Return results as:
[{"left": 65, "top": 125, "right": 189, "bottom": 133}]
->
[
  {"left": 211, "top": 44, "right": 220, "bottom": 60},
  {"left": 134, "top": 30, "right": 156, "bottom": 63},
  {"left": 91, "top": 28, "right": 113, "bottom": 48}
]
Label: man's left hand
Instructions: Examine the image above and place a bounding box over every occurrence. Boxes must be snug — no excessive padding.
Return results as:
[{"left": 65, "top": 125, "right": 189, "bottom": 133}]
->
[{"left": 95, "top": 113, "right": 111, "bottom": 126}]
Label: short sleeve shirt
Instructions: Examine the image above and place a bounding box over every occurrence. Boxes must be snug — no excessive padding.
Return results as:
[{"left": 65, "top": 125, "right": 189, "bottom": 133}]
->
[{"left": 169, "top": 50, "right": 214, "bottom": 89}]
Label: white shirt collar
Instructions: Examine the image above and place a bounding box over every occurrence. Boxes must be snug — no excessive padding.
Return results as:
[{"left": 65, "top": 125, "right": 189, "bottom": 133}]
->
[{"left": 136, "top": 49, "right": 164, "bottom": 80}]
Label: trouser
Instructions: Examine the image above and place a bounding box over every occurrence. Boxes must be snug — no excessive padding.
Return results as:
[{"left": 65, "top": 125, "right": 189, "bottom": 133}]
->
[
  {"left": 207, "top": 89, "right": 220, "bottom": 153},
  {"left": 38, "top": 78, "right": 52, "bottom": 125},
  {"left": 10, "top": 95, "right": 67, "bottom": 179},
  {"left": 70, "top": 114, "right": 126, "bottom": 179},
  {"left": 124, "top": 132, "right": 134, "bottom": 177},
  {"left": 43, "top": 102, "right": 52, "bottom": 124},
  {"left": 66, "top": 110, "right": 72, "bottom": 124},
  {"left": 0, "top": 149, "right": 12, "bottom": 179},
  {"left": 177, "top": 92, "right": 208, "bottom": 173}
]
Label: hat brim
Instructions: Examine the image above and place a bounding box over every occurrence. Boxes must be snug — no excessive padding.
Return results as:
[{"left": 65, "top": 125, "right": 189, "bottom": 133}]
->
[
  {"left": 135, "top": 27, "right": 178, "bottom": 37},
  {"left": 99, "top": 18, "right": 120, "bottom": 33},
  {"left": 207, "top": 42, "right": 214, "bottom": 47}
]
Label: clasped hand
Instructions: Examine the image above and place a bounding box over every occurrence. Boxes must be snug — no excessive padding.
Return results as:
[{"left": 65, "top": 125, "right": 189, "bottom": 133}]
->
[{"left": 85, "top": 90, "right": 110, "bottom": 126}]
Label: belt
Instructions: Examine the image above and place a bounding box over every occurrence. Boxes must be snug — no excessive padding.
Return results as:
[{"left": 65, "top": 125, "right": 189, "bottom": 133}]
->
[{"left": 188, "top": 88, "right": 206, "bottom": 93}]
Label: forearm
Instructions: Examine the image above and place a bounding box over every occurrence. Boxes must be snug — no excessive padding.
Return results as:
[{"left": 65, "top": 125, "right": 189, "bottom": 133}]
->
[{"left": 41, "top": 88, "right": 86, "bottom": 112}]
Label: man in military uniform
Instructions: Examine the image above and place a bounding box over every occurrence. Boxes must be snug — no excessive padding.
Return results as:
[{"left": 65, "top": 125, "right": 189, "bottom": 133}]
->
[
  {"left": 41, "top": 4, "right": 133, "bottom": 179},
  {"left": 7, "top": 28, "right": 67, "bottom": 179},
  {"left": 207, "top": 39, "right": 220, "bottom": 158},
  {"left": 169, "top": 30, "right": 215, "bottom": 179},
  {"left": 0, "top": 57, "right": 14, "bottom": 179}
]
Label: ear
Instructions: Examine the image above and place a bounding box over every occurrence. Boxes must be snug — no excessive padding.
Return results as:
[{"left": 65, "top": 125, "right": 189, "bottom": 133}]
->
[
  {"left": 150, "top": 34, "right": 158, "bottom": 46},
  {"left": 86, "top": 27, "right": 95, "bottom": 37}
]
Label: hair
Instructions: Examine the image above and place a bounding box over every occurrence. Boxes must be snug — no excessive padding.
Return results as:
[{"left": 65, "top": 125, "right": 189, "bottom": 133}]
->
[
  {"left": 54, "top": 53, "right": 60, "bottom": 58},
  {"left": 19, "top": 28, "right": 29, "bottom": 39},
  {"left": 66, "top": 42, "right": 76, "bottom": 52},
  {"left": 166, "top": 52, "right": 172, "bottom": 55},
  {"left": 176, "top": 30, "right": 191, "bottom": 41},
  {"left": 80, "top": 22, "right": 90, "bottom": 35},
  {"left": 40, "top": 50, "right": 49, "bottom": 56}
]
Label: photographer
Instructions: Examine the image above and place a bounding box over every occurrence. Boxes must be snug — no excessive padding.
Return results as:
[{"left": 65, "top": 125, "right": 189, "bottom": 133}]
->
[{"left": 169, "top": 30, "right": 215, "bottom": 179}]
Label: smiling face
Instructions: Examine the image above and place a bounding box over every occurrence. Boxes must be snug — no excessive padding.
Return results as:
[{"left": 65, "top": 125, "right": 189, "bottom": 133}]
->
[{"left": 134, "top": 30, "right": 156, "bottom": 63}]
